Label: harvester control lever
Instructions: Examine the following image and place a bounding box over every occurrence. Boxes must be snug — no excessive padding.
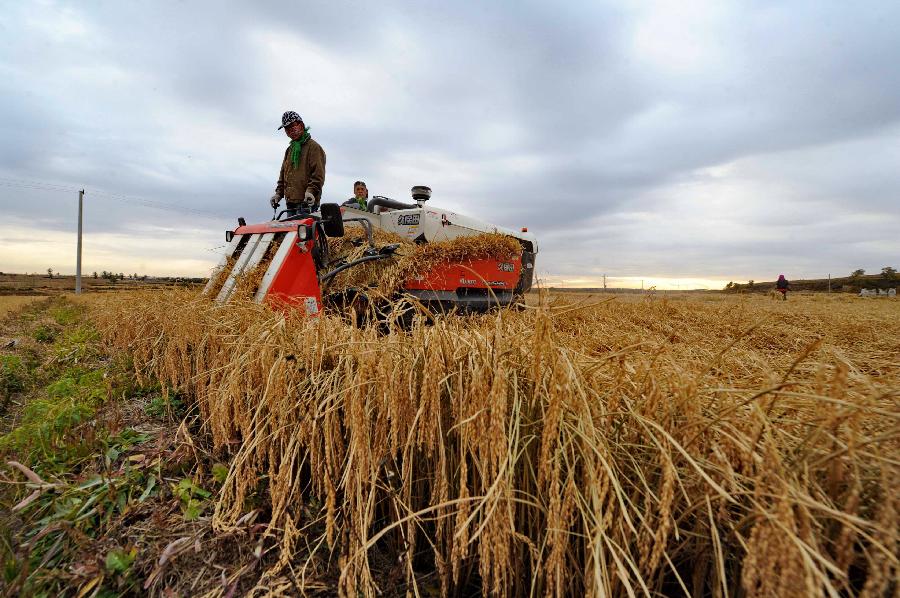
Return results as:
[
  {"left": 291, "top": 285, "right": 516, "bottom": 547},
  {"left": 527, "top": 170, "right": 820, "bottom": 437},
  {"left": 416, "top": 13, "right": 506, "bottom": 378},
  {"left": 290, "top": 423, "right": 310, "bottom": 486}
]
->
[{"left": 276, "top": 207, "right": 313, "bottom": 221}]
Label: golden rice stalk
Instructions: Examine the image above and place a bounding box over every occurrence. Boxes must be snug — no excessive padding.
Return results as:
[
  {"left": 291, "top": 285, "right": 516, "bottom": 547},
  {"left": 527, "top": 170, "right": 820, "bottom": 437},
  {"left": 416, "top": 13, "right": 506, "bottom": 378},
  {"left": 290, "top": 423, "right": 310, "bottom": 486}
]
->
[
  {"left": 205, "top": 256, "right": 235, "bottom": 297},
  {"left": 88, "top": 290, "right": 900, "bottom": 597}
]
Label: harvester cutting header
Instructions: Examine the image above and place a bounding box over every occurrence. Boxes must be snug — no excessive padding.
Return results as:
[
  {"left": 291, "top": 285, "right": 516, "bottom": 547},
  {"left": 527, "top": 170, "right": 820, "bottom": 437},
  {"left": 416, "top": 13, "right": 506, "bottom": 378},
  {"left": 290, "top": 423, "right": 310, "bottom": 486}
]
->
[{"left": 203, "top": 110, "right": 537, "bottom": 317}]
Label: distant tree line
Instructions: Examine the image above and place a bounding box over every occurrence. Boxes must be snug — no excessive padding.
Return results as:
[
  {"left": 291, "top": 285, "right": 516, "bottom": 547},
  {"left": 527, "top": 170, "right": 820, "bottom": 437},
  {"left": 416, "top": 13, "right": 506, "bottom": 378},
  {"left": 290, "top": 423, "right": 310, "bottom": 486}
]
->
[
  {"left": 38, "top": 269, "right": 149, "bottom": 282},
  {"left": 723, "top": 266, "right": 896, "bottom": 292},
  {"left": 850, "top": 267, "right": 896, "bottom": 280},
  {"left": 94, "top": 271, "right": 149, "bottom": 282}
]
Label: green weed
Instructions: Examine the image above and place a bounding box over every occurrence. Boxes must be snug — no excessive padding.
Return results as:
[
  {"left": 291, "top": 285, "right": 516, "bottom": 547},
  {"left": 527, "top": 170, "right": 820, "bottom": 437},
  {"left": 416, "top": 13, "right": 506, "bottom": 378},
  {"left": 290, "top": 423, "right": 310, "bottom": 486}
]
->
[
  {"left": 144, "top": 391, "right": 185, "bottom": 420},
  {"left": 49, "top": 304, "right": 80, "bottom": 326},
  {"left": 212, "top": 462, "right": 229, "bottom": 484},
  {"left": 0, "top": 355, "right": 26, "bottom": 401},
  {"left": 0, "top": 368, "right": 106, "bottom": 466},
  {"left": 53, "top": 325, "right": 101, "bottom": 365},
  {"left": 105, "top": 546, "right": 137, "bottom": 574},
  {"left": 31, "top": 325, "right": 56, "bottom": 343},
  {"left": 172, "top": 477, "right": 211, "bottom": 521},
  {"left": 3, "top": 428, "right": 156, "bottom": 595}
]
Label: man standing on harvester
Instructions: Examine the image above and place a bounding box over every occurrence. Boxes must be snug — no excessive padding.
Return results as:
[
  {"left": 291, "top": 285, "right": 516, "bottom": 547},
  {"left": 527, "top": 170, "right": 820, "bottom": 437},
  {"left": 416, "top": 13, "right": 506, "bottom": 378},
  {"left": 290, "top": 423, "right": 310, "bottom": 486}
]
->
[{"left": 270, "top": 111, "right": 326, "bottom": 215}]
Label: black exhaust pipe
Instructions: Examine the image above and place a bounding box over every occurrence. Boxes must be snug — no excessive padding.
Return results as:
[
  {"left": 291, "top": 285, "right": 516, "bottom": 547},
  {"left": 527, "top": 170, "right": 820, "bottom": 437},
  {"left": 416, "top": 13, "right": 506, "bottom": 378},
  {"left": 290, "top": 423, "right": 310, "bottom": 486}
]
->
[{"left": 366, "top": 196, "right": 416, "bottom": 212}]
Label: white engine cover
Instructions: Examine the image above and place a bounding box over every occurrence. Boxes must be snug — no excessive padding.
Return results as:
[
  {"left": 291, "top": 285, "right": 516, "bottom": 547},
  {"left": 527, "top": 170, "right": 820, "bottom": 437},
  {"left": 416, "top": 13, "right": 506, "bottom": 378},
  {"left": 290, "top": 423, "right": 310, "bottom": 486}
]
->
[{"left": 340, "top": 204, "right": 538, "bottom": 252}]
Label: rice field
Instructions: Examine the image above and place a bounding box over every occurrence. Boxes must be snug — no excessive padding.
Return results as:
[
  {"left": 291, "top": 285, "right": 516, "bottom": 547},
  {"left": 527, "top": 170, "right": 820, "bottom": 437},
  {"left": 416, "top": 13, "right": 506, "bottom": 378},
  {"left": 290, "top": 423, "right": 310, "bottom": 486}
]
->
[
  {"left": 0, "top": 295, "right": 41, "bottom": 318},
  {"left": 89, "top": 290, "right": 899, "bottom": 597}
]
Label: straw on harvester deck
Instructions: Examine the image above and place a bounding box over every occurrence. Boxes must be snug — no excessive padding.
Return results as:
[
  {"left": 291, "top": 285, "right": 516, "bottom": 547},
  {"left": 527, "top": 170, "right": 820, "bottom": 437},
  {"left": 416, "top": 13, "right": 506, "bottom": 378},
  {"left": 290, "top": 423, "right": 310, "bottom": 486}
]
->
[
  {"left": 91, "top": 291, "right": 900, "bottom": 597},
  {"left": 230, "top": 242, "right": 279, "bottom": 301},
  {"left": 325, "top": 226, "right": 521, "bottom": 296}
]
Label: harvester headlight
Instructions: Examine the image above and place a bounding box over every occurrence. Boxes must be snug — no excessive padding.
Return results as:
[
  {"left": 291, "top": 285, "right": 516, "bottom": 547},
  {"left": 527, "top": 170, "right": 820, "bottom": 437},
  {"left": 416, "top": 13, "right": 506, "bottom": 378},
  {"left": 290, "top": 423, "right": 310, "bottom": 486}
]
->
[{"left": 297, "top": 224, "right": 312, "bottom": 242}]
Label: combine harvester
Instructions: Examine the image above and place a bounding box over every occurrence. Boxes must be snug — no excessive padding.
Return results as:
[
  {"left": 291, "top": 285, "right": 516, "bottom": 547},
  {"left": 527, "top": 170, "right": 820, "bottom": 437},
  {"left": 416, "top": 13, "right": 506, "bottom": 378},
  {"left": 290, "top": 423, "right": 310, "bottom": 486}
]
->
[{"left": 204, "top": 186, "right": 538, "bottom": 317}]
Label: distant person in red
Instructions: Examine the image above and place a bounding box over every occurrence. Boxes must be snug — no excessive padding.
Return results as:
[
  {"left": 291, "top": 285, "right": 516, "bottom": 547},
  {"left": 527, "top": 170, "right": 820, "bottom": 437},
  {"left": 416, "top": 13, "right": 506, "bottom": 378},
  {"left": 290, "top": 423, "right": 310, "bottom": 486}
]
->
[{"left": 776, "top": 274, "right": 789, "bottom": 300}]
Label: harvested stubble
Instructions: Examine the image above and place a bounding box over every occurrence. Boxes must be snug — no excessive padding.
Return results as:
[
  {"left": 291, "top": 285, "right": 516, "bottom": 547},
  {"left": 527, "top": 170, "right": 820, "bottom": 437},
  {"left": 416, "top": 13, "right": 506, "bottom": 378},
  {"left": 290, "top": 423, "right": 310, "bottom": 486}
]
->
[
  {"left": 0, "top": 295, "right": 42, "bottom": 318},
  {"left": 91, "top": 291, "right": 899, "bottom": 597},
  {"left": 325, "top": 227, "right": 522, "bottom": 296}
]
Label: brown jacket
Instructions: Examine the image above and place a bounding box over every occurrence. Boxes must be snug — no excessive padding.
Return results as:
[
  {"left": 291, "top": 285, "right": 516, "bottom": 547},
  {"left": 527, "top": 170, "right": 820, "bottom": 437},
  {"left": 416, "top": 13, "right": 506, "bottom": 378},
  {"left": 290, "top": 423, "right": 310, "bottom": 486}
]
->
[{"left": 275, "top": 138, "right": 326, "bottom": 205}]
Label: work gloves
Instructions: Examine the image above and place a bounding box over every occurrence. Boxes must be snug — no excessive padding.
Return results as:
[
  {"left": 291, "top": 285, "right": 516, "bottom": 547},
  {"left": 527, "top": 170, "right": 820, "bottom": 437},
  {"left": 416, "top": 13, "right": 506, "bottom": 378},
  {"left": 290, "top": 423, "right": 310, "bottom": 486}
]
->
[{"left": 270, "top": 191, "right": 316, "bottom": 210}]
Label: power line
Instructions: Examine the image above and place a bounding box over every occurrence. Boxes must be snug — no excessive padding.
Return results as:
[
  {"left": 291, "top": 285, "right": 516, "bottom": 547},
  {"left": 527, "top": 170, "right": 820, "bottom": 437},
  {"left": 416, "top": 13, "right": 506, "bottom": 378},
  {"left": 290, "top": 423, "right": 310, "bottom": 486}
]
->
[
  {"left": 0, "top": 176, "right": 226, "bottom": 219},
  {"left": 89, "top": 189, "right": 223, "bottom": 218},
  {"left": 0, "top": 179, "right": 80, "bottom": 193}
]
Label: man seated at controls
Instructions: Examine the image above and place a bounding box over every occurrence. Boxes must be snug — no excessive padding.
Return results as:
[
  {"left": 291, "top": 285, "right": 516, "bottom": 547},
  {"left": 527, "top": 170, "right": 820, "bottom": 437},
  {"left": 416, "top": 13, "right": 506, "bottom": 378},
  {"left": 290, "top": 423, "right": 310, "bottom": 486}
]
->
[
  {"left": 270, "top": 111, "right": 326, "bottom": 215},
  {"left": 341, "top": 180, "right": 369, "bottom": 210}
]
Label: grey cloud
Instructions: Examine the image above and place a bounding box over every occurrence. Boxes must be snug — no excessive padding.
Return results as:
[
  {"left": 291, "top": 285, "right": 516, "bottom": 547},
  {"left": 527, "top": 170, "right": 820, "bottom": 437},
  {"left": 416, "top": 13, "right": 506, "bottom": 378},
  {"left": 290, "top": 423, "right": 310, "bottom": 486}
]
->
[{"left": 1, "top": 1, "right": 898, "bottom": 281}]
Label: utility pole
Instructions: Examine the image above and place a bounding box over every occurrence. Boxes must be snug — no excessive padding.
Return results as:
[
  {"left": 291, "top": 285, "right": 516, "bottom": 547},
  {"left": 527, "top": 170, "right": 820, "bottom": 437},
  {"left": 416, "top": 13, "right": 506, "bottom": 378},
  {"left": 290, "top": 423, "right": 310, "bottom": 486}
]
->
[
  {"left": 76, "top": 189, "right": 84, "bottom": 294},
  {"left": 603, "top": 274, "right": 607, "bottom": 290},
  {"left": 827, "top": 273, "right": 831, "bottom": 293}
]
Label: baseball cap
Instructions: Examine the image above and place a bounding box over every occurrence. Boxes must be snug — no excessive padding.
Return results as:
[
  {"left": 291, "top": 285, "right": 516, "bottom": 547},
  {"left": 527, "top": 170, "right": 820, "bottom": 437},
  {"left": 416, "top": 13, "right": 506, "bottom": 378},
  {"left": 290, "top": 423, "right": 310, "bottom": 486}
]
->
[{"left": 277, "top": 111, "right": 303, "bottom": 130}]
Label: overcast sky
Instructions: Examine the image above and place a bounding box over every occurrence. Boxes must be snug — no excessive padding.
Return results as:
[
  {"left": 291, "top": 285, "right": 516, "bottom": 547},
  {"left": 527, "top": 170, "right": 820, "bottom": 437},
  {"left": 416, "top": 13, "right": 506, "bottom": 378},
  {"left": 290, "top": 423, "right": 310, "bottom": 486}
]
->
[{"left": 1, "top": 0, "right": 898, "bottom": 288}]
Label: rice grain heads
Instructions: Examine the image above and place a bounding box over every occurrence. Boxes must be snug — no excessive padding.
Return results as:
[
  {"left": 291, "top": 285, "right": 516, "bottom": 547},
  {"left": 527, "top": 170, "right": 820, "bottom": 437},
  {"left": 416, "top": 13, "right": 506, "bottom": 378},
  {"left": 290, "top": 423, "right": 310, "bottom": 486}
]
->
[{"left": 91, "top": 291, "right": 899, "bottom": 597}]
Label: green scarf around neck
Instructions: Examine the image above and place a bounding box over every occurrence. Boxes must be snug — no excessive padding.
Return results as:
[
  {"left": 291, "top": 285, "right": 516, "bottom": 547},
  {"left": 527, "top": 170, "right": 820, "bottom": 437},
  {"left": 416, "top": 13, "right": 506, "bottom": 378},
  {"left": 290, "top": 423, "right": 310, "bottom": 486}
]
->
[{"left": 289, "top": 127, "right": 311, "bottom": 168}]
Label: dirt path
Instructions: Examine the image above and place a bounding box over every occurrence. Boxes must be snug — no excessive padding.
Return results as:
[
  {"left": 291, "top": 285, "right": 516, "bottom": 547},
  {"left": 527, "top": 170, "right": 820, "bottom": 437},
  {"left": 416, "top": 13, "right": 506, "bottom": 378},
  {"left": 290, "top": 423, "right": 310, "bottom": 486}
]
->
[{"left": 0, "top": 297, "right": 313, "bottom": 597}]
